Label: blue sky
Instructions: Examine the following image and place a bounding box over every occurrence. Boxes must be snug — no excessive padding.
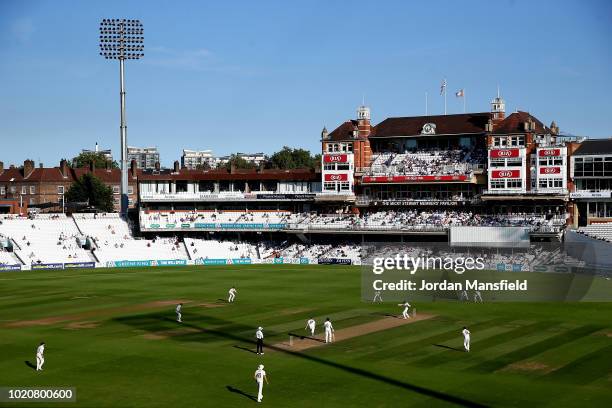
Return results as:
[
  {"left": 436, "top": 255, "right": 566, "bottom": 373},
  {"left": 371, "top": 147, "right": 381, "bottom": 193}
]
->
[{"left": 0, "top": 0, "right": 611, "bottom": 167}]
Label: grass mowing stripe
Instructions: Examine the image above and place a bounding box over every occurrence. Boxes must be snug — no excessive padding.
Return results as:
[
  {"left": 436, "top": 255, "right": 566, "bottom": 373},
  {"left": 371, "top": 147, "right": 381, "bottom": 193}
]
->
[
  {"left": 544, "top": 343, "right": 612, "bottom": 384},
  {"left": 361, "top": 317, "right": 508, "bottom": 360},
  {"left": 412, "top": 320, "right": 559, "bottom": 367},
  {"left": 469, "top": 324, "right": 605, "bottom": 373}
]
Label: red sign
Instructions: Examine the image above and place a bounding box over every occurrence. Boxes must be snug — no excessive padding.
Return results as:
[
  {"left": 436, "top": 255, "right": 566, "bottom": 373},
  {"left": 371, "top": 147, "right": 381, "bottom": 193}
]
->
[
  {"left": 324, "top": 173, "right": 349, "bottom": 182},
  {"left": 323, "top": 154, "right": 348, "bottom": 163},
  {"left": 489, "top": 149, "right": 520, "bottom": 158},
  {"left": 539, "top": 167, "right": 561, "bottom": 174},
  {"left": 491, "top": 170, "right": 521, "bottom": 179},
  {"left": 538, "top": 149, "right": 561, "bottom": 157},
  {"left": 362, "top": 175, "right": 470, "bottom": 183}
]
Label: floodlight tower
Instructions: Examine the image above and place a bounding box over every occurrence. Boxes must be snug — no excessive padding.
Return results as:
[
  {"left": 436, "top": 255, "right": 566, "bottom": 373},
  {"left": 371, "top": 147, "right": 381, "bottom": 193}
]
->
[{"left": 99, "top": 18, "right": 144, "bottom": 216}]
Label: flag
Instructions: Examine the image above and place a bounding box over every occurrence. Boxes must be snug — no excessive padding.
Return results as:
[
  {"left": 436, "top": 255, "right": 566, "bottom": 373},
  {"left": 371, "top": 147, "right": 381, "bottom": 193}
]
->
[
  {"left": 455, "top": 89, "right": 464, "bottom": 97},
  {"left": 440, "top": 79, "right": 447, "bottom": 95}
]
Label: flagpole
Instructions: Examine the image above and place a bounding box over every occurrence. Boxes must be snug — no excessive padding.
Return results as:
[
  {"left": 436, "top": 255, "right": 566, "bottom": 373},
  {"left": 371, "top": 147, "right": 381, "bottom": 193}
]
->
[{"left": 425, "top": 92, "right": 428, "bottom": 115}]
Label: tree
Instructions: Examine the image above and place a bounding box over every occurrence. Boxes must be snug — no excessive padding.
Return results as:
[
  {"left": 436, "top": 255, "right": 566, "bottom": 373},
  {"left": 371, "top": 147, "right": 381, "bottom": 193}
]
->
[
  {"left": 220, "top": 155, "right": 258, "bottom": 170},
  {"left": 195, "top": 162, "right": 212, "bottom": 170},
  {"left": 72, "top": 152, "right": 118, "bottom": 169},
  {"left": 66, "top": 173, "right": 114, "bottom": 212},
  {"left": 268, "top": 146, "right": 319, "bottom": 169}
]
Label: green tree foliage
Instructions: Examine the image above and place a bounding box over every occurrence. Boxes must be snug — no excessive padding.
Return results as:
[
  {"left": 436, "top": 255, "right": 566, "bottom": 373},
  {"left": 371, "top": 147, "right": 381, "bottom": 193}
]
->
[
  {"left": 66, "top": 174, "right": 114, "bottom": 212},
  {"left": 72, "top": 152, "right": 118, "bottom": 169},
  {"left": 221, "top": 155, "right": 258, "bottom": 170},
  {"left": 268, "top": 146, "right": 319, "bottom": 169}
]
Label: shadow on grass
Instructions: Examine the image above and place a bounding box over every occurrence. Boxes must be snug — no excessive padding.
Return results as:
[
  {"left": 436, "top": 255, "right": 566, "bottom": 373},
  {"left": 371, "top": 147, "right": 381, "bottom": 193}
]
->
[
  {"left": 233, "top": 345, "right": 257, "bottom": 354},
  {"left": 25, "top": 360, "right": 36, "bottom": 370},
  {"left": 226, "top": 385, "right": 257, "bottom": 402},
  {"left": 288, "top": 332, "right": 325, "bottom": 343},
  {"left": 433, "top": 344, "right": 464, "bottom": 352},
  {"left": 115, "top": 312, "right": 487, "bottom": 407}
]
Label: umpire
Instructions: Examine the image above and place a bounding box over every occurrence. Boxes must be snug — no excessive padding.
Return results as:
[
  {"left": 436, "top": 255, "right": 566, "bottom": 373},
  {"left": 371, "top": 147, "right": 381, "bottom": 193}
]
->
[{"left": 255, "top": 326, "right": 264, "bottom": 355}]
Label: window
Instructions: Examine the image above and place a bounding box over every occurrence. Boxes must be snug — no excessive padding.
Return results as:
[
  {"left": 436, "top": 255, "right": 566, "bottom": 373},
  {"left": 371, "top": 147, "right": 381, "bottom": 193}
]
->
[
  {"left": 0, "top": 186, "right": 4, "bottom": 195},
  {"left": 507, "top": 179, "right": 522, "bottom": 189},
  {"left": 490, "top": 159, "right": 505, "bottom": 168},
  {"left": 323, "top": 182, "right": 336, "bottom": 191},
  {"left": 337, "top": 163, "right": 350, "bottom": 170},
  {"left": 113, "top": 186, "right": 120, "bottom": 194},
  {"left": 58, "top": 185, "right": 65, "bottom": 194},
  {"left": 30, "top": 186, "right": 36, "bottom": 194},
  {"left": 492, "top": 137, "right": 507, "bottom": 147},
  {"left": 506, "top": 158, "right": 522, "bottom": 167},
  {"left": 509, "top": 136, "right": 525, "bottom": 147},
  {"left": 323, "top": 164, "right": 335, "bottom": 171},
  {"left": 29, "top": 198, "right": 35, "bottom": 205},
  {"left": 128, "top": 186, "right": 134, "bottom": 195},
  {"left": 10, "top": 186, "right": 16, "bottom": 194},
  {"left": 339, "top": 182, "right": 351, "bottom": 191},
  {"left": 21, "top": 186, "right": 27, "bottom": 194},
  {"left": 491, "top": 180, "right": 505, "bottom": 189}
]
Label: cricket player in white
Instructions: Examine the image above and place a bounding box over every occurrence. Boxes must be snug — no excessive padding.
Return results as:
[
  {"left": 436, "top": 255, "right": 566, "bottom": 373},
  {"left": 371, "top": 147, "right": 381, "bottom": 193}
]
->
[
  {"left": 398, "top": 301, "right": 411, "bottom": 319},
  {"left": 324, "top": 318, "right": 334, "bottom": 343},
  {"left": 176, "top": 303, "right": 183, "bottom": 323},
  {"left": 372, "top": 290, "right": 383, "bottom": 303},
  {"left": 473, "top": 290, "right": 483, "bottom": 303},
  {"left": 462, "top": 327, "right": 471, "bottom": 352},
  {"left": 228, "top": 287, "right": 237, "bottom": 303},
  {"left": 306, "top": 318, "right": 316, "bottom": 336},
  {"left": 459, "top": 290, "right": 469, "bottom": 301},
  {"left": 36, "top": 342, "right": 45, "bottom": 371},
  {"left": 254, "top": 364, "right": 268, "bottom": 403}
]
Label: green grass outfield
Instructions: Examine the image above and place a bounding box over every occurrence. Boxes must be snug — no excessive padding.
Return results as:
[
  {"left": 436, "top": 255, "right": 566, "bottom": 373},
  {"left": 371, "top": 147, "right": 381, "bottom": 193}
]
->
[{"left": 0, "top": 265, "right": 611, "bottom": 407}]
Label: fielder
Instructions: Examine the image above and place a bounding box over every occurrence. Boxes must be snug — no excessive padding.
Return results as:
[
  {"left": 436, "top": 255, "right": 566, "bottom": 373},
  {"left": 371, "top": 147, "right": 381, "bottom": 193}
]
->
[
  {"left": 462, "top": 327, "right": 471, "bottom": 352},
  {"left": 254, "top": 364, "right": 268, "bottom": 403},
  {"left": 36, "top": 342, "right": 45, "bottom": 371},
  {"left": 372, "top": 290, "right": 383, "bottom": 303},
  {"left": 255, "top": 326, "right": 264, "bottom": 355},
  {"left": 324, "top": 318, "right": 334, "bottom": 343},
  {"left": 228, "top": 287, "right": 237, "bottom": 303},
  {"left": 459, "top": 290, "right": 469, "bottom": 302},
  {"left": 176, "top": 303, "right": 183, "bottom": 323},
  {"left": 306, "top": 318, "right": 316, "bottom": 336},
  {"left": 473, "top": 290, "right": 483, "bottom": 303},
  {"left": 398, "top": 301, "right": 411, "bottom": 319}
]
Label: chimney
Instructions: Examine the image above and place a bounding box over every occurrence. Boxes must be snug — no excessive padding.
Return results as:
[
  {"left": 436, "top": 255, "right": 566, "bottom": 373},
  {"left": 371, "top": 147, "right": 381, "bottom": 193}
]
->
[
  {"left": 230, "top": 162, "right": 236, "bottom": 174},
  {"left": 0, "top": 161, "right": 4, "bottom": 174},
  {"left": 39, "top": 162, "right": 43, "bottom": 168},
  {"left": 154, "top": 161, "right": 161, "bottom": 171},
  {"left": 60, "top": 159, "right": 68, "bottom": 177},
  {"left": 173, "top": 160, "right": 180, "bottom": 173},
  {"left": 130, "top": 159, "right": 137, "bottom": 177},
  {"left": 23, "top": 159, "right": 35, "bottom": 178},
  {"left": 89, "top": 160, "right": 95, "bottom": 172}
]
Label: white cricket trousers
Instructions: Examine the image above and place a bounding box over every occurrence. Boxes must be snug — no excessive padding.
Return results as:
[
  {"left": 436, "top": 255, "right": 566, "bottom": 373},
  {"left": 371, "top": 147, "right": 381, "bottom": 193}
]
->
[
  {"left": 36, "top": 355, "right": 44, "bottom": 370},
  {"left": 309, "top": 326, "right": 315, "bottom": 336},
  {"left": 464, "top": 336, "right": 470, "bottom": 352},
  {"left": 257, "top": 380, "right": 264, "bottom": 402},
  {"left": 325, "top": 329, "right": 333, "bottom": 343},
  {"left": 176, "top": 312, "right": 182, "bottom": 322},
  {"left": 403, "top": 307, "right": 410, "bottom": 319},
  {"left": 228, "top": 293, "right": 235, "bottom": 302}
]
